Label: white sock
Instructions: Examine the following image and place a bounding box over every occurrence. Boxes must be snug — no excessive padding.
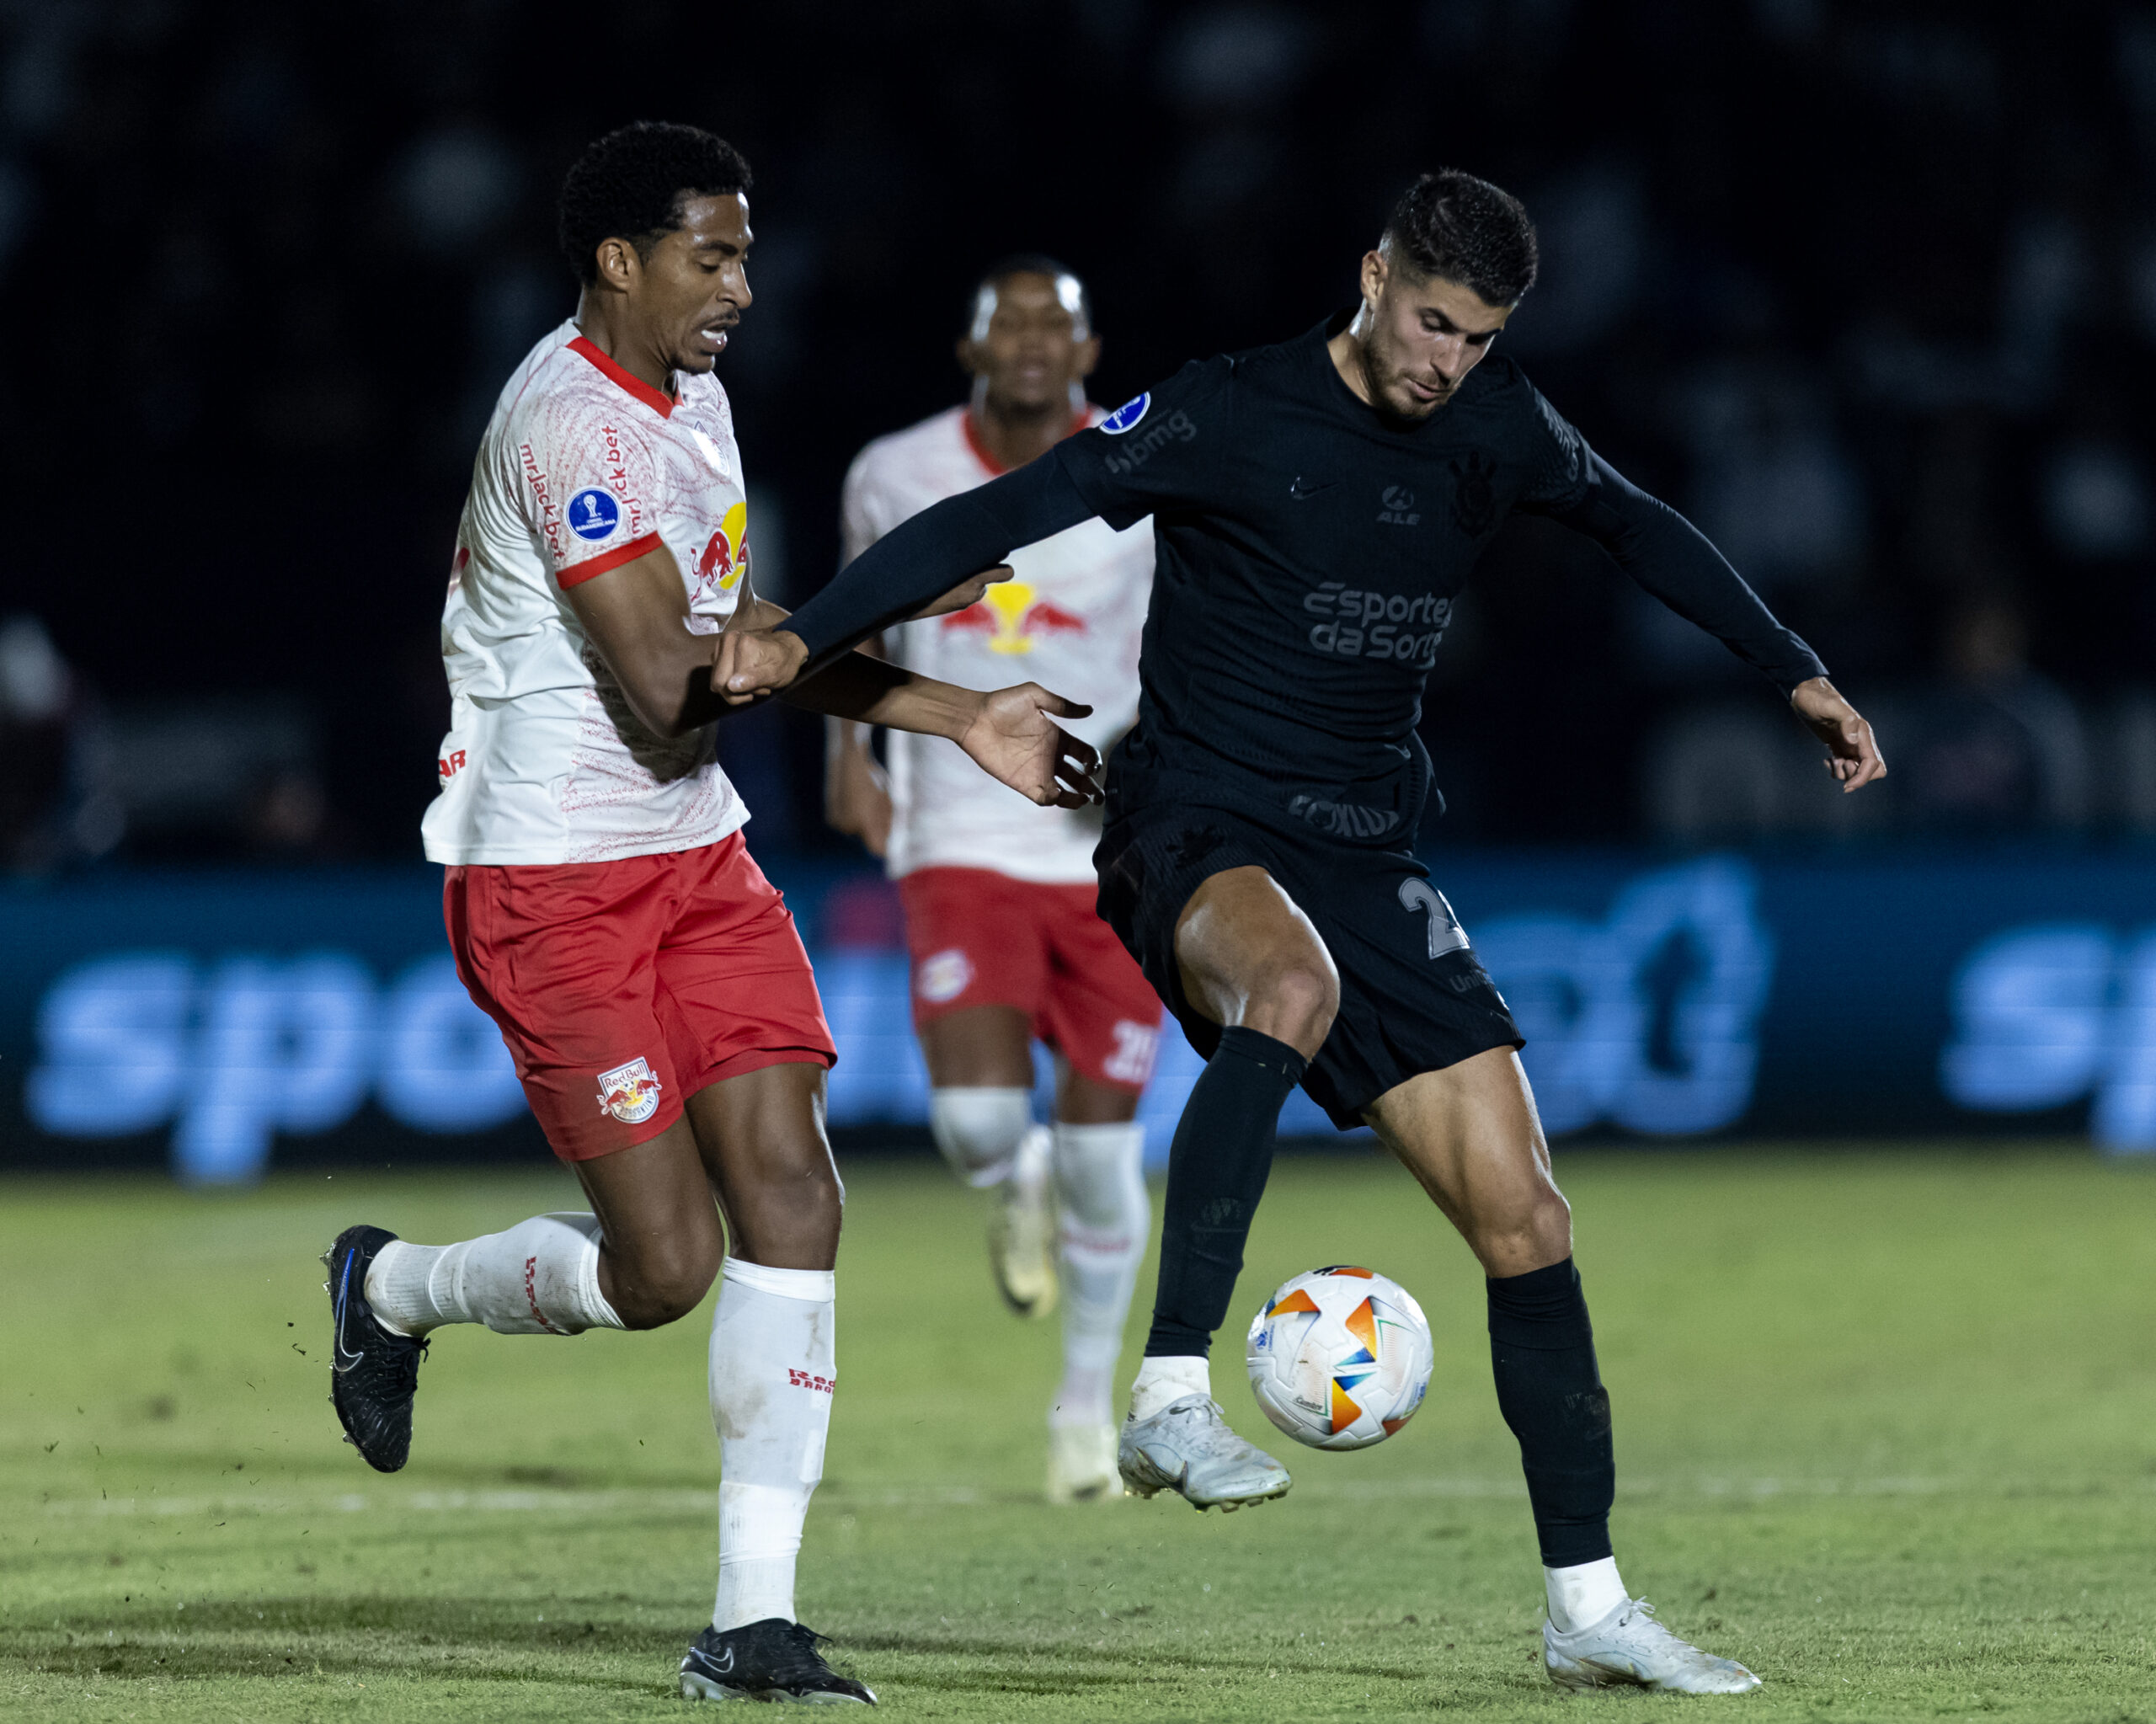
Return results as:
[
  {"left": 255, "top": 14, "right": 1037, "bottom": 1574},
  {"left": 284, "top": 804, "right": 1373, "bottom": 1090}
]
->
[
  {"left": 710, "top": 1257, "right": 836, "bottom": 1631},
  {"left": 928, "top": 1086, "right": 1033, "bottom": 1188},
  {"left": 1545, "top": 1556, "right": 1628, "bottom": 1633},
  {"left": 365, "top": 1214, "right": 623, "bottom": 1337},
  {"left": 1050, "top": 1121, "right": 1148, "bottom": 1429},
  {"left": 1129, "top": 1353, "right": 1209, "bottom": 1422}
]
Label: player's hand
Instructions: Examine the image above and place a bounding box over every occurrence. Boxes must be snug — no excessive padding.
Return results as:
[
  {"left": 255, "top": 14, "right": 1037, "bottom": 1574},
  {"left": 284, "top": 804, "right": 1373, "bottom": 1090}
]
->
[
  {"left": 825, "top": 738, "right": 894, "bottom": 858},
  {"left": 910, "top": 564, "right": 1015, "bottom": 622},
  {"left": 1791, "top": 676, "right": 1886, "bottom": 793},
  {"left": 712, "top": 627, "right": 809, "bottom": 703},
  {"left": 958, "top": 684, "right": 1102, "bottom": 809}
]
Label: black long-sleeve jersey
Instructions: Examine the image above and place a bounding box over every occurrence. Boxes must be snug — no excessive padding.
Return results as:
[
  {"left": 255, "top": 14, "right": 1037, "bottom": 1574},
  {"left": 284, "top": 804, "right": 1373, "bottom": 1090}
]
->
[{"left": 788, "top": 312, "right": 1827, "bottom": 848}]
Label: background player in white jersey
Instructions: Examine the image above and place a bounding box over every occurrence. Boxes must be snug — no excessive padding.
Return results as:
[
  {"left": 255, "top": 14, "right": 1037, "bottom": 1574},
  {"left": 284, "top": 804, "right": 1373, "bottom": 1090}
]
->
[
  {"left": 826, "top": 259, "right": 1160, "bottom": 1502},
  {"left": 318, "top": 124, "right": 1101, "bottom": 1706}
]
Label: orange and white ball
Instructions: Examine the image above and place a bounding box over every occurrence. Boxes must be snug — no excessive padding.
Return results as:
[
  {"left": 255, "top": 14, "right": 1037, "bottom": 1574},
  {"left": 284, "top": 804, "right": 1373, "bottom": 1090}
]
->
[{"left": 1245, "top": 1266, "right": 1433, "bottom": 1451}]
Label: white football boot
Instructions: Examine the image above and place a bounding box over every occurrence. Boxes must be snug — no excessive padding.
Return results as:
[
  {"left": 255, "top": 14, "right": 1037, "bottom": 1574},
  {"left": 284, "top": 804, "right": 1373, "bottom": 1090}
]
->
[
  {"left": 1543, "top": 1598, "right": 1762, "bottom": 1694},
  {"left": 987, "top": 1125, "right": 1057, "bottom": 1319},
  {"left": 1046, "top": 1422, "right": 1120, "bottom": 1502},
  {"left": 1118, "top": 1393, "right": 1292, "bottom": 1511}
]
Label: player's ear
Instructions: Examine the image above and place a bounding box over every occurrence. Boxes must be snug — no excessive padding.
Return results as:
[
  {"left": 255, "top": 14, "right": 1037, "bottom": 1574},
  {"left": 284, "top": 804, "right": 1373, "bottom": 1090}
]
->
[
  {"left": 1360, "top": 249, "right": 1387, "bottom": 311},
  {"left": 955, "top": 334, "right": 979, "bottom": 378},
  {"left": 1074, "top": 334, "right": 1102, "bottom": 380},
  {"left": 595, "top": 235, "right": 640, "bottom": 294}
]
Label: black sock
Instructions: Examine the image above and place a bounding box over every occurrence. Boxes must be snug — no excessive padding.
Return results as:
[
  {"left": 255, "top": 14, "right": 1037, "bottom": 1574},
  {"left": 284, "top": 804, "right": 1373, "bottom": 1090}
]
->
[
  {"left": 1487, "top": 1257, "right": 1614, "bottom": 1568},
  {"left": 1143, "top": 1026, "right": 1306, "bottom": 1358}
]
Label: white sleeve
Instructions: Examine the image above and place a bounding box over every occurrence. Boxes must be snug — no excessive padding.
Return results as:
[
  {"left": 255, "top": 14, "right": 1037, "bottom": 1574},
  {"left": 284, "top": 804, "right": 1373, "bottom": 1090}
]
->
[{"left": 516, "top": 394, "right": 670, "bottom": 589}]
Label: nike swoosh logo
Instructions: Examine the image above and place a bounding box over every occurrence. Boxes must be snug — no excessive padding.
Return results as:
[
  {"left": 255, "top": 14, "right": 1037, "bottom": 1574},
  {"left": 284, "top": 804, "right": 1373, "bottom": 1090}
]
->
[
  {"left": 333, "top": 1254, "right": 365, "bottom": 1374},
  {"left": 1289, "top": 477, "right": 1333, "bottom": 499},
  {"left": 710, "top": 1647, "right": 734, "bottom": 1673}
]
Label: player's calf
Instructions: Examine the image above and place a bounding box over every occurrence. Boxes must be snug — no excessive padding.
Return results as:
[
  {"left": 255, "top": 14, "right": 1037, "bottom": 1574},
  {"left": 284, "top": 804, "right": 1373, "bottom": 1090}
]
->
[
  {"left": 931, "top": 1088, "right": 1058, "bottom": 1317},
  {"left": 1047, "top": 1118, "right": 1148, "bottom": 1500}
]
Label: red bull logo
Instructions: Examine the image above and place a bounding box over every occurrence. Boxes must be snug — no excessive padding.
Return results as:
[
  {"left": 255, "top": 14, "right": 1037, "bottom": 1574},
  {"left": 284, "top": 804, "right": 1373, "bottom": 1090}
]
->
[
  {"left": 940, "top": 581, "right": 1086, "bottom": 654},
  {"left": 694, "top": 500, "right": 750, "bottom": 600},
  {"left": 595, "top": 1055, "right": 664, "bottom": 1125}
]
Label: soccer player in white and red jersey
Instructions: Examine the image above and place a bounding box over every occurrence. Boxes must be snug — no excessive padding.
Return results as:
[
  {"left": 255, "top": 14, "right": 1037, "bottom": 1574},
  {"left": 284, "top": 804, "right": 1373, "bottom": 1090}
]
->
[
  {"left": 318, "top": 124, "right": 1101, "bottom": 1706},
  {"left": 825, "top": 259, "right": 1161, "bottom": 1503}
]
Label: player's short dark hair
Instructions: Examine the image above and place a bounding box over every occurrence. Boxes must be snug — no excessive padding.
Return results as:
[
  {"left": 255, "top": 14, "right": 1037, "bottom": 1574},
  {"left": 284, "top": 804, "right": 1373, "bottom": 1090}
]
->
[
  {"left": 967, "top": 253, "right": 1095, "bottom": 337},
  {"left": 558, "top": 122, "right": 753, "bottom": 287},
  {"left": 1380, "top": 170, "right": 1539, "bottom": 307}
]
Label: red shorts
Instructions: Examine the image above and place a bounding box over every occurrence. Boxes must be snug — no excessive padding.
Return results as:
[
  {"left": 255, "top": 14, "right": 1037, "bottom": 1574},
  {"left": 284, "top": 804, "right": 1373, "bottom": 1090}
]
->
[
  {"left": 896, "top": 866, "right": 1164, "bottom": 1093},
  {"left": 446, "top": 834, "right": 835, "bottom": 1161}
]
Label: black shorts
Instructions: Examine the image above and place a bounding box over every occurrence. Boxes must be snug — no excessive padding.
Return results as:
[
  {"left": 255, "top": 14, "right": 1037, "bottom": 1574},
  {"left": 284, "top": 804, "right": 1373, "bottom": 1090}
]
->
[{"left": 1094, "top": 803, "right": 1522, "bottom": 1129}]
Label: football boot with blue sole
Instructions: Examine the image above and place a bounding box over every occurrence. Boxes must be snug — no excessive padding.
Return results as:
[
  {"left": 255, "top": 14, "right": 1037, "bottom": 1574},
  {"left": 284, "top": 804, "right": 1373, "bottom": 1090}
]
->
[
  {"left": 680, "top": 1618, "right": 876, "bottom": 1705},
  {"left": 322, "top": 1225, "right": 427, "bottom": 1473}
]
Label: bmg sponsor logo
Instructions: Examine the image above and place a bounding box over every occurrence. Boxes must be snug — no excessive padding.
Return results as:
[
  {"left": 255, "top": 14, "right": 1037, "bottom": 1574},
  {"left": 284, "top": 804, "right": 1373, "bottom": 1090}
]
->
[
  {"left": 1101, "top": 409, "right": 1197, "bottom": 476},
  {"left": 1303, "top": 584, "right": 1452, "bottom": 667}
]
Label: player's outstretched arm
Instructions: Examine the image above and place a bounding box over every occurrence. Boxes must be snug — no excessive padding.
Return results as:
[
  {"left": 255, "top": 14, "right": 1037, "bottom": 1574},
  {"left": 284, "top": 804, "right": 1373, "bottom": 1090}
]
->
[
  {"left": 736, "top": 586, "right": 1102, "bottom": 809},
  {"left": 787, "top": 659, "right": 1102, "bottom": 809},
  {"left": 712, "top": 453, "right": 1098, "bottom": 703},
  {"left": 1548, "top": 451, "right": 1888, "bottom": 795}
]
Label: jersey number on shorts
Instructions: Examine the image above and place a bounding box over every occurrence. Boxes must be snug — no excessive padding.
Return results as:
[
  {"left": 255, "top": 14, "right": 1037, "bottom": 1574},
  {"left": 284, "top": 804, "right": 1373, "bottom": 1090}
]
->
[{"left": 1398, "top": 879, "right": 1470, "bottom": 960}]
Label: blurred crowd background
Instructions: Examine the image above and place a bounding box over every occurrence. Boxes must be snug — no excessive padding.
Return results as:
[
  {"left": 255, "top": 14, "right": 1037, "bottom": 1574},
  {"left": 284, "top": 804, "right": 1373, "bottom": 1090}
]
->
[{"left": 3, "top": 0, "right": 2151, "bottom": 871}]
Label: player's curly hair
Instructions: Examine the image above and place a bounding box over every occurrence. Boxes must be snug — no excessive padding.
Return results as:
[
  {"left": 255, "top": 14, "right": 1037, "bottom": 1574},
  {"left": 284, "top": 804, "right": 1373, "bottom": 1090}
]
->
[
  {"left": 558, "top": 122, "right": 753, "bottom": 287},
  {"left": 1380, "top": 170, "right": 1538, "bottom": 307}
]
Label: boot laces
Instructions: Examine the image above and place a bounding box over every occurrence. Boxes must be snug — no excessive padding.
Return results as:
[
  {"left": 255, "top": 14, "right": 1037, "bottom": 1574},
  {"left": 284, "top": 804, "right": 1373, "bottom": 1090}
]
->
[{"left": 766, "top": 1620, "right": 840, "bottom": 1684}]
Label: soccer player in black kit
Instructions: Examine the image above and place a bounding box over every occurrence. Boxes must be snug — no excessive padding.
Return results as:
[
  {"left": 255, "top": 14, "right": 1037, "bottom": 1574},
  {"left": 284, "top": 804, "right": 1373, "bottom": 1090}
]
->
[{"left": 721, "top": 172, "right": 1886, "bottom": 1695}]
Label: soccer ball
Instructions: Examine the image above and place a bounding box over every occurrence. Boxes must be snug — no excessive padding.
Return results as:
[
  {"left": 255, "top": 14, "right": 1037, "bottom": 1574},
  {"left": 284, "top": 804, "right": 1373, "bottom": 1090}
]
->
[{"left": 1246, "top": 1266, "right": 1433, "bottom": 1451}]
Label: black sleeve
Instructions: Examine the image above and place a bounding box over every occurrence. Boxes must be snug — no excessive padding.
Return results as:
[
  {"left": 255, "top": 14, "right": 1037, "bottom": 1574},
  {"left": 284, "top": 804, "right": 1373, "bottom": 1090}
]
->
[
  {"left": 1544, "top": 449, "right": 1828, "bottom": 696},
  {"left": 1056, "top": 357, "right": 1234, "bottom": 529},
  {"left": 782, "top": 453, "right": 1096, "bottom": 668}
]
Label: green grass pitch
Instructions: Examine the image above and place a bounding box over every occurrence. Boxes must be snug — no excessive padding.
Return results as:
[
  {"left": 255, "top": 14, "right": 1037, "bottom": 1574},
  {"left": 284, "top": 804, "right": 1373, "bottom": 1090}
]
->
[{"left": 4, "top": 1145, "right": 2156, "bottom": 1721}]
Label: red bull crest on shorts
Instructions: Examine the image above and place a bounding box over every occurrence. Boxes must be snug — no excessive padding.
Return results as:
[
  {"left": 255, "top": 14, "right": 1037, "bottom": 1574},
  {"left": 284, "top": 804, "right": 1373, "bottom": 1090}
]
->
[{"left": 596, "top": 1056, "right": 664, "bottom": 1124}]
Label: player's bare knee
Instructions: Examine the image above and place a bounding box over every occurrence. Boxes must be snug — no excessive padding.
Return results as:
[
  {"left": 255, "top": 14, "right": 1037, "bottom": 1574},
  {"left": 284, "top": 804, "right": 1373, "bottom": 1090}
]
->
[
  {"left": 607, "top": 1243, "right": 719, "bottom": 1330},
  {"left": 1527, "top": 1184, "right": 1573, "bottom": 1261},
  {"left": 1251, "top": 958, "right": 1337, "bottom": 1054},
  {"left": 1471, "top": 1188, "right": 1572, "bottom": 1276}
]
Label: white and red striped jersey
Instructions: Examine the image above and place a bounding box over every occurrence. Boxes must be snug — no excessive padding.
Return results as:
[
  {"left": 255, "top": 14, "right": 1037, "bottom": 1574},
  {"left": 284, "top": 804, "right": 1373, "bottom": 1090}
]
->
[
  {"left": 841, "top": 405, "right": 1154, "bottom": 883},
  {"left": 423, "top": 320, "right": 756, "bottom": 866}
]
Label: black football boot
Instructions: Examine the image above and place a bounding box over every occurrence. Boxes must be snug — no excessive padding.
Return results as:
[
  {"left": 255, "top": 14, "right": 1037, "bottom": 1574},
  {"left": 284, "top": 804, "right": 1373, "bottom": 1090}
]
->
[
  {"left": 322, "top": 1225, "right": 427, "bottom": 1472},
  {"left": 679, "top": 1618, "right": 877, "bottom": 1705}
]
